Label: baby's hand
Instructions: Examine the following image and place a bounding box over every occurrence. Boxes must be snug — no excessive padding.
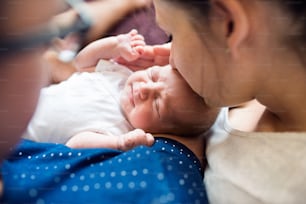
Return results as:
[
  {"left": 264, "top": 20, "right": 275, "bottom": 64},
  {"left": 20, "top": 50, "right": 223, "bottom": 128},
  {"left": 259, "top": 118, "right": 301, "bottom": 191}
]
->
[
  {"left": 116, "top": 43, "right": 171, "bottom": 71},
  {"left": 116, "top": 29, "right": 145, "bottom": 62},
  {"left": 118, "top": 129, "right": 154, "bottom": 151}
]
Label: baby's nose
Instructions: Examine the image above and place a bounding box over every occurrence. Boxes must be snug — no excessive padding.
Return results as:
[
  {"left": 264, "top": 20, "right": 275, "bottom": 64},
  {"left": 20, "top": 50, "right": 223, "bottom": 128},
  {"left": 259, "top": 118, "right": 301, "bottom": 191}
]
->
[
  {"left": 138, "top": 83, "right": 152, "bottom": 100},
  {"left": 138, "top": 82, "right": 161, "bottom": 101}
]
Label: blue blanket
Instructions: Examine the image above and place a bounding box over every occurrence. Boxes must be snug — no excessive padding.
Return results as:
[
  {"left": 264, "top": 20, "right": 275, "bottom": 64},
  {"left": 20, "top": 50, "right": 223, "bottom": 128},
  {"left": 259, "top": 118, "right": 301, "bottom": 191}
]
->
[{"left": 1, "top": 137, "right": 208, "bottom": 204}]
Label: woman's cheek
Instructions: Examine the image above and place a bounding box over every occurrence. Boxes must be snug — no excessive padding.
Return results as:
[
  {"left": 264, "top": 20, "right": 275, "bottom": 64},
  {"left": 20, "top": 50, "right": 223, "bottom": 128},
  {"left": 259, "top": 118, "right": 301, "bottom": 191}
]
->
[{"left": 169, "top": 52, "right": 176, "bottom": 69}]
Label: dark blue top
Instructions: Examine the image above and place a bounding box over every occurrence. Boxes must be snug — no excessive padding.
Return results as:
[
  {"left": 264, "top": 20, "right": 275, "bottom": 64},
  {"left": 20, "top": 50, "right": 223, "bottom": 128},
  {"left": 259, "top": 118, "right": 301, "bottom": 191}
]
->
[{"left": 1, "top": 137, "right": 208, "bottom": 204}]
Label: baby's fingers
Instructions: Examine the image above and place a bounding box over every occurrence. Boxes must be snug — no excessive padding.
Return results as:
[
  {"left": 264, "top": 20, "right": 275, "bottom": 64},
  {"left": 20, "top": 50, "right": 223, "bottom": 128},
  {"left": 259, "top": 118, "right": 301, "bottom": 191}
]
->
[
  {"left": 131, "top": 35, "right": 145, "bottom": 53},
  {"left": 118, "top": 129, "right": 155, "bottom": 151},
  {"left": 145, "top": 133, "right": 154, "bottom": 146}
]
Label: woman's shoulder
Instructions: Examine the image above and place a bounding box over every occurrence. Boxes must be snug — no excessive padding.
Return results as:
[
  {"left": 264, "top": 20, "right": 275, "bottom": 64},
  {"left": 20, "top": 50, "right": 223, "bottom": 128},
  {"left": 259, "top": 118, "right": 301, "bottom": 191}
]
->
[
  {"left": 205, "top": 106, "right": 306, "bottom": 204},
  {"left": 228, "top": 100, "right": 268, "bottom": 132},
  {"left": 207, "top": 103, "right": 306, "bottom": 144}
]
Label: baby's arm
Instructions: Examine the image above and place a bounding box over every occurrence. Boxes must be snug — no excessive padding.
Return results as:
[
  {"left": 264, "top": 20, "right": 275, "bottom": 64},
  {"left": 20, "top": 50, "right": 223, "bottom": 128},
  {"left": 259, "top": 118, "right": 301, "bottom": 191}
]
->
[
  {"left": 74, "top": 29, "right": 145, "bottom": 71},
  {"left": 66, "top": 129, "right": 154, "bottom": 151}
]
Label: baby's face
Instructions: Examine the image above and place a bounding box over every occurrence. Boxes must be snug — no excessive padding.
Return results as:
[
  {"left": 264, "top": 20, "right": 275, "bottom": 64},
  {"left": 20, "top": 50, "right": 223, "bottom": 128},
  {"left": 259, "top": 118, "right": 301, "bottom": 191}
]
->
[{"left": 120, "top": 65, "right": 206, "bottom": 133}]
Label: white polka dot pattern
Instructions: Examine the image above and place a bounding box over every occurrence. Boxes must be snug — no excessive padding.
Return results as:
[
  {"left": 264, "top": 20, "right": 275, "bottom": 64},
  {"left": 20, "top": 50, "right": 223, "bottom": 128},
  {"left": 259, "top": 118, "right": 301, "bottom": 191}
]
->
[{"left": 1, "top": 138, "right": 208, "bottom": 203}]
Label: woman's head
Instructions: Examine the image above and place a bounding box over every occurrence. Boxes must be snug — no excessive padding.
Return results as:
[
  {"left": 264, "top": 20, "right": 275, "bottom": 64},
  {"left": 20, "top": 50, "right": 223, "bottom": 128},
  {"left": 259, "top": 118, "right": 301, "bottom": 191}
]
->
[
  {"left": 153, "top": 0, "right": 306, "bottom": 107},
  {"left": 120, "top": 65, "right": 219, "bottom": 136}
]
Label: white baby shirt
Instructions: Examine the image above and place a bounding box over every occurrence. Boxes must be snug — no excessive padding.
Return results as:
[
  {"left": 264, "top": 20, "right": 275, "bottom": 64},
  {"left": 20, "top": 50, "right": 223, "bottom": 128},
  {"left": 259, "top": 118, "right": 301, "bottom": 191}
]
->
[{"left": 23, "top": 59, "right": 133, "bottom": 144}]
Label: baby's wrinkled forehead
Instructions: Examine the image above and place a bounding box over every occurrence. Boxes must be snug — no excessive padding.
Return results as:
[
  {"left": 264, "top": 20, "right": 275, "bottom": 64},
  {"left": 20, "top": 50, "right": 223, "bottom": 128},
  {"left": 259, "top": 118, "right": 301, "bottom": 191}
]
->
[{"left": 150, "top": 64, "right": 179, "bottom": 77}]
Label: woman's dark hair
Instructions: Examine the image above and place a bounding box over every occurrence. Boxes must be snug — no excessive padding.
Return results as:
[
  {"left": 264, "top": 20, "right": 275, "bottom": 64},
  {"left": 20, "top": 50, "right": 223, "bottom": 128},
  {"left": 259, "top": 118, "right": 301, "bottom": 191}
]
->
[
  {"left": 282, "top": 0, "right": 306, "bottom": 44},
  {"left": 163, "top": 0, "right": 210, "bottom": 20},
  {"left": 285, "top": 0, "right": 306, "bottom": 20},
  {"left": 162, "top": 0, "right": 211, "bottom": 40},
  {"left": 163, "top": 0, "right": 306, "bottom": 45}
]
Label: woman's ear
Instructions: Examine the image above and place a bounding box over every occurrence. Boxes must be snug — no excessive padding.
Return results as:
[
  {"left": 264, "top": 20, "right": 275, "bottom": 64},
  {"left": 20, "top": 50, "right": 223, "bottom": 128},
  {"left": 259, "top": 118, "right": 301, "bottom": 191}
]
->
[{"left": 211, "top": 0, "right": 249, "bottom": 59}]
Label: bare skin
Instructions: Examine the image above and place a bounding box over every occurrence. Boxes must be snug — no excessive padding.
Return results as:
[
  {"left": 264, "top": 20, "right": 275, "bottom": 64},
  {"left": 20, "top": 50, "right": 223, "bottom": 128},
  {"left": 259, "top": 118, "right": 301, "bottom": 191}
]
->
[
  {"left": 67, "top": 29, "right": 211, "bottom": 167},
  {"left": 44, "top": 30, "right": 153, "bottom": 151},
  {"left": 75, "top": 29, "right": 145, "bottom": 71},
  {"left": 66, "top": 129, "right": 154, "bottom": 151},
  {"left": 127, "top": 0, "right": 306, "bottom": 133}
]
